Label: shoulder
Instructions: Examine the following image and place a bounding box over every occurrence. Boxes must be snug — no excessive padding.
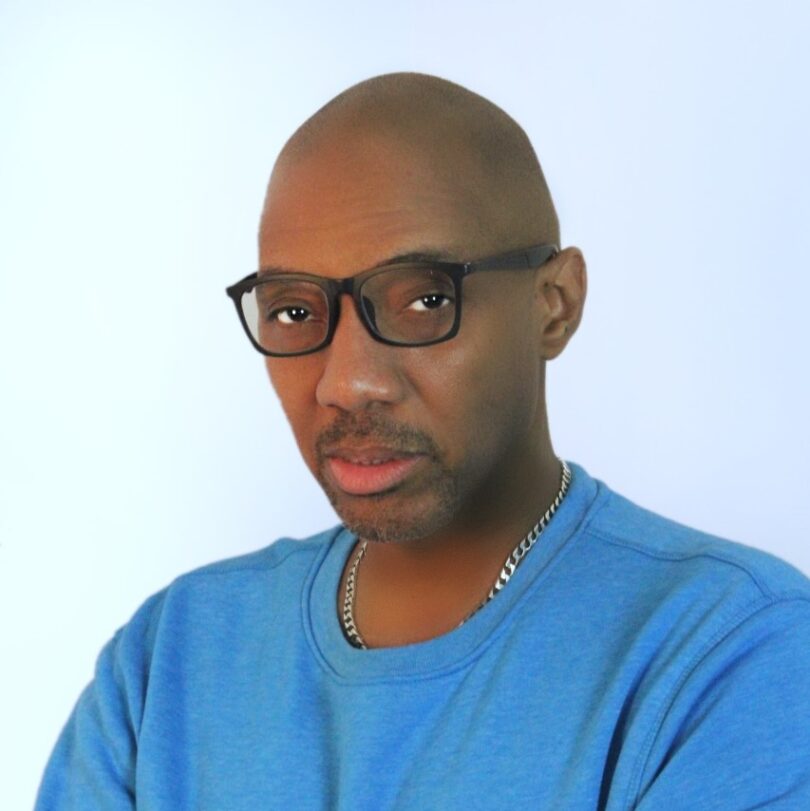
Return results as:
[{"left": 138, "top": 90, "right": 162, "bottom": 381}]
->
[
  {"left": 66, "top": 524, "right": 344, "bottom": 749},
  {"left": 115, "top": 524, "right": 344, "bottom": 656},
  {"left": 583, "top": 481, "right": 810, "bottom": 604},
  {"left": 569, "top": 475, "right": 810, "bottom": 677},
  {"left": 174, "top": 524, "right": 342, "bottom": 581},
  {"left": 569, "top": 475, "right": 810, "bottom": 806}
]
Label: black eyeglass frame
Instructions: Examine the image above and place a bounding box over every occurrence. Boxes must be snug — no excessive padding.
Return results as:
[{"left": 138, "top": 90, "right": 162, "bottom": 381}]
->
[{"left": 225, "top": 243, "right": 560, "bottom": 357}]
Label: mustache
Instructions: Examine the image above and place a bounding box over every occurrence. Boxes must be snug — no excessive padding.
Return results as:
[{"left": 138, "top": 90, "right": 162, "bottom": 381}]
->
[{"left": 315, "top": 412, "right": 439, "bottom": 459}]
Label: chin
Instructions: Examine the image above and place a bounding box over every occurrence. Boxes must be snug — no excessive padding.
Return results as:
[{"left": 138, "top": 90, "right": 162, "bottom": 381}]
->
[
  {"left": 340, "top": 514, "right": 437, "bottom": 544},
  {"left": 323, "top": 479, "right": 459, "bottom": 545}
]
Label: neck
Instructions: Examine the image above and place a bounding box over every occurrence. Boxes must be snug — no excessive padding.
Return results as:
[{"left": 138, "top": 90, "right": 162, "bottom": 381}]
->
[{"left": 337, "top": 437, "right": 563, "bottom": 648}]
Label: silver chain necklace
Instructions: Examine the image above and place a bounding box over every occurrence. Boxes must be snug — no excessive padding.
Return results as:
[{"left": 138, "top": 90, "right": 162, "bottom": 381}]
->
[{"left": 341, "top": 458, "right": 572, "bottom": 649}]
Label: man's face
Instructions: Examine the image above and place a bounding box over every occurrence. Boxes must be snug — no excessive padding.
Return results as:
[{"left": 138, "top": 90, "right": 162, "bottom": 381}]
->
[{"left": 259, "top": 130, "right": 546, "bottom": 544}]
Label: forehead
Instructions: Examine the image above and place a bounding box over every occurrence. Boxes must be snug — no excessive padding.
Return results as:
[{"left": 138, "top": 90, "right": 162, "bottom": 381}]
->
[{"left": 259, "top": 129, "right": 492, "bottom": 276}]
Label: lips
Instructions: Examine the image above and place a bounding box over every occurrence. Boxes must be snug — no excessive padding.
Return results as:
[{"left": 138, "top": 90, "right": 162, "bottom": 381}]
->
[{"left": 324, "top": 446, "right": 425, "bottom": 495}]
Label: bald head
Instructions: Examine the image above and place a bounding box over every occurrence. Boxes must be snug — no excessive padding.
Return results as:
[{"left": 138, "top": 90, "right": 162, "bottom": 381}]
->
[
  {"left": 265, "top": 72, "right": 559, "bottom": 254},
  {"left": 257, "top": 73, "right": 586, "bottom": 549}
]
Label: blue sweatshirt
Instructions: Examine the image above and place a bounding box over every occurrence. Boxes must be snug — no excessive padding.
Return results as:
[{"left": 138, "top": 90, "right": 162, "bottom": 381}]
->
[{"left": 35, "top": 462, "right": 810, "bottom": 809}]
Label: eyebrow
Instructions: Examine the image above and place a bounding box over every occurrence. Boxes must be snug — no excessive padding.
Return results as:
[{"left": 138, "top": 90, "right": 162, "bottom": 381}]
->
[
  {"left": 258, "top": 248, "right": 460, "bottom": 277},
  {"left": 373, "top": 250, "right": 458, "bottom": 267}
]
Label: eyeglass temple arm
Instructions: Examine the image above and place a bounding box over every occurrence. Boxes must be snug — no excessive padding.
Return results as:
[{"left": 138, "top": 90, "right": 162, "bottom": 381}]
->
[{"left": 466, "top": 244, "right": 559, "bottom": 274}]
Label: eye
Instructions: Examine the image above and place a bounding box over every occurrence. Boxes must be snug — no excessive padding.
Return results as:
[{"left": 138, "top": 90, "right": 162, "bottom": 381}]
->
[
  {"left": 270, "top": 306, "right": 312, "bottom": 324},
  {"left": 407, "top": 293, "right": 452, "bottom": 312}
]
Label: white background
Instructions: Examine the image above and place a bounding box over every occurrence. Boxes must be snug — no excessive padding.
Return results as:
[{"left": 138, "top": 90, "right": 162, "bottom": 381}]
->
[{"left": 1, "top": 1, "right": 808, "bottom": 806}]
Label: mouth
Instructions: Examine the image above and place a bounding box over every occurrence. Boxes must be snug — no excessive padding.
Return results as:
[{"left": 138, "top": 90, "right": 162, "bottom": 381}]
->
[{"left": 324, "top": 447, "right": 426, "bottom": 496}]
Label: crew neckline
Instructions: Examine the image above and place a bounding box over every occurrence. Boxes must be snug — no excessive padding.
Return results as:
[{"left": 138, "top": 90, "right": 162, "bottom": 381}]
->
[{"left": 303, "top": 460, "right": 605, "bottom": 683}]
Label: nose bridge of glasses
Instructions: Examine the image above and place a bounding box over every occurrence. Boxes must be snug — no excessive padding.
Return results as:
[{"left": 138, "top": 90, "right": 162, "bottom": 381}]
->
[
  {"left": 326, "top": 274, "right": 380, "bottom": 344},
  {"left": 327, "top": 274, "right": 380, "bottom": 336}
]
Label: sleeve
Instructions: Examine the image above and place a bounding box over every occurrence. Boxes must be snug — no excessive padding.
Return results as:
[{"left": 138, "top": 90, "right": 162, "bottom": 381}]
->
[
  {"left": 632, "top": 597, "right": 810, "bottom": 810},
  {"left": 34, "top": 593, "right": 162, "bottom": 810}
]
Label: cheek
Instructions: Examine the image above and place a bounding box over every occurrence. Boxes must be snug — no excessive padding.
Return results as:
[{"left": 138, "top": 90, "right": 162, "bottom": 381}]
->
[
  {"left": 265, "top": 360, "right": 320, "bottom": 459},
  {"left": 412, "top": 315, "right": 537, "bottom": 465}
]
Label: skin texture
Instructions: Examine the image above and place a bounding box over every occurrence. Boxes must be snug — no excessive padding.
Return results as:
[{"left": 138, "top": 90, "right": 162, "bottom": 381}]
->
[{"left": 258, "top": 73, "right": 587, "bottom": 647}]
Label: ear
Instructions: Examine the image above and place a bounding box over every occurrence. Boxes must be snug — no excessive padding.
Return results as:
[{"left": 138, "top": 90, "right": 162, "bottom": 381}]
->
[{"left": 534, "top": 246, "right": 587, "bottom": 360}]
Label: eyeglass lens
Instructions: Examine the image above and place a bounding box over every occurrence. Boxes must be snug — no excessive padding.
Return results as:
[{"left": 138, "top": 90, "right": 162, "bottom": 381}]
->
[{"left": 241, "top": 265, "right": 457, "bottom": 355}]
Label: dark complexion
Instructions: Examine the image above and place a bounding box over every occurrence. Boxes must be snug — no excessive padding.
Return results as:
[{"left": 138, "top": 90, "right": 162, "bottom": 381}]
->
[{"left": 260, "top": 127, "right": 586, "bottom": 646}]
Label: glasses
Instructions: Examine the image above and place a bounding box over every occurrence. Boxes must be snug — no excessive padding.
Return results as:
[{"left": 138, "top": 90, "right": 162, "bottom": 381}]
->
[{"left": 225, "top": 243, "right": 559, "bottom": 357}]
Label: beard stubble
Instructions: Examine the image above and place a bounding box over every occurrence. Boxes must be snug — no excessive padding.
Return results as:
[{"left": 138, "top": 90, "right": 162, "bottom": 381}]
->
[{"left": 313, "top": 411, "right": 461, "bottom": 544}]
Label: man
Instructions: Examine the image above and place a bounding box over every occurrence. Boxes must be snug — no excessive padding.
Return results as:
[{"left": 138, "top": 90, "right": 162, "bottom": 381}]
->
[{"left": 37, "top": 73, "right": 810, "bottom": 809}]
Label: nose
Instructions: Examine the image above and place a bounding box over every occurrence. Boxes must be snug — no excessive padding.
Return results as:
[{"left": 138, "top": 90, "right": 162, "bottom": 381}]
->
[{"left": 315, "top": 293, "right": 407, "bottom": 412}]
